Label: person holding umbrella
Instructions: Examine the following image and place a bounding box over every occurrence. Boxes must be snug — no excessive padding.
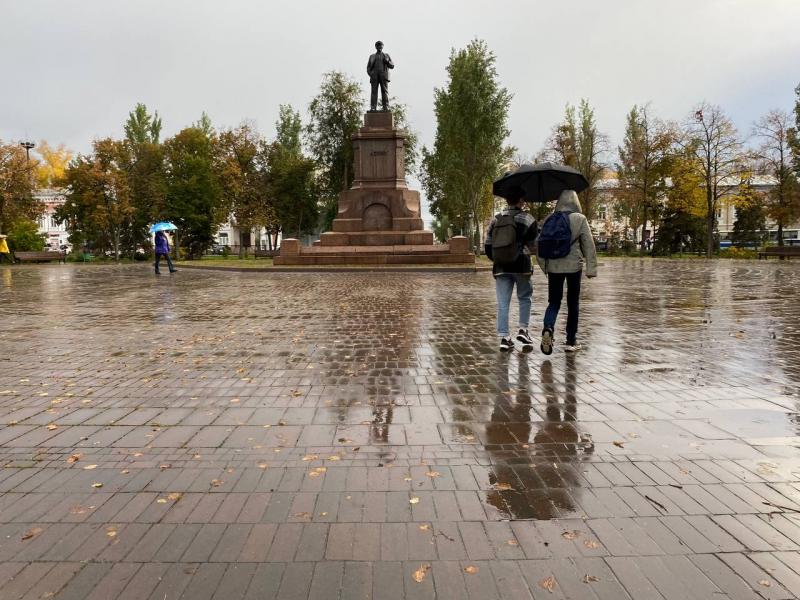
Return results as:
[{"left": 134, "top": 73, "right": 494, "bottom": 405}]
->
[
  {"left": 493, "top": 163, "right": 596, "bottom": 354},
  {"left": 150, "top": 222, "right": 178, "bottom": 275},
  {"left": 483, "top": 186, "right": 538, "bottom": 352}
]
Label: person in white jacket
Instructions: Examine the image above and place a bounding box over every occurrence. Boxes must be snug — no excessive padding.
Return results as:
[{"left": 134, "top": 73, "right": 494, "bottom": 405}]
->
[{"left": 537, "top": 190, "right": 598, "bottom": 353}]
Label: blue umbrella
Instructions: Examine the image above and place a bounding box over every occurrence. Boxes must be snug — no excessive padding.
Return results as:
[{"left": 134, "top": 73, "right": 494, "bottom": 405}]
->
[{"left": 149, "top": 222, "right": 178, "bottom": 233}]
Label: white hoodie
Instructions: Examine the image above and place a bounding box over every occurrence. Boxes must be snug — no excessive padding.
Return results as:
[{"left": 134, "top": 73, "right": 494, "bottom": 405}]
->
[{"left": 536, "top": 190, "right": 598, "bottom": 277}]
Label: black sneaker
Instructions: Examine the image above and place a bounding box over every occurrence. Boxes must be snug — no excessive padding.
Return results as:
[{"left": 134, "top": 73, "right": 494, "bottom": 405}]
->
[
  {"left": 540, "top": 328, "right": 554, "bottom": 355},
  {"left": 499, "top": 337, "right": 514, "bottom": 352},
  {"left": 516, "top": 328, "right": 534, "bottom": 353}
]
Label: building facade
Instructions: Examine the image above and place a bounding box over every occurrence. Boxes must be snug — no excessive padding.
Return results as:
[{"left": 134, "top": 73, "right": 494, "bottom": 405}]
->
[{"left": 34, "top": 188, "right": 70, "bottom": 250}]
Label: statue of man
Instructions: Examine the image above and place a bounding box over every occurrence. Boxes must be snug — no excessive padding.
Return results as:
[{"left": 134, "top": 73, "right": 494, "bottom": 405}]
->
[{"left": 367, "top": 40, "right": 394, "bottom": 111}]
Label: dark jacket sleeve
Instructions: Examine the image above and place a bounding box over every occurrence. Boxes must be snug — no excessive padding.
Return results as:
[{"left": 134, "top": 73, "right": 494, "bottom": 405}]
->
[
  {"left": 484, "top": 217, "right": 495, "bottom": 260},
  {"left": 522, "top": 220, "right": 538, "bottom": 251}
]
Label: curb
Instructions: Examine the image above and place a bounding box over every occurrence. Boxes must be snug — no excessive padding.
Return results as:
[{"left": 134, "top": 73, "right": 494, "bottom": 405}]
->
[{"left": 175, "top": 263, "right": 492, "bottom": 274}]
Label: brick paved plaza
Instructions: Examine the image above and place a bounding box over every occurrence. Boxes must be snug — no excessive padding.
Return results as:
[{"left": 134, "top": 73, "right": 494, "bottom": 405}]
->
[{"left": 1, "top": 259, "right": 800, "bottom": 599}]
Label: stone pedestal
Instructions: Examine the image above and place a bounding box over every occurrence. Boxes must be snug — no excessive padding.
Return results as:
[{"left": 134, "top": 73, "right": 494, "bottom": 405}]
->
[{"left": 274, "top": 112, "right": 473, "bottom": 266}]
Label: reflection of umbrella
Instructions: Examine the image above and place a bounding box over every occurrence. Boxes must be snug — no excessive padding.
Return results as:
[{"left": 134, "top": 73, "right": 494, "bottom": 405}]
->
[
  {"left": 149, "top": 222, "right": 178, "bottom": 233},
  {"left": 493, "top": 162, "right": 589, "bottom": 203}
]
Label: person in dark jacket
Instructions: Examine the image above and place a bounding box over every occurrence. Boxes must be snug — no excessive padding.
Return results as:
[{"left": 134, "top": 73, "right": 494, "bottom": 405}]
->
[
  {"left": 484, "top": 188, "right": 538, "bottom": 352},
  {"left": 154, "top": 231, "right": 177, "bottom": 274}
]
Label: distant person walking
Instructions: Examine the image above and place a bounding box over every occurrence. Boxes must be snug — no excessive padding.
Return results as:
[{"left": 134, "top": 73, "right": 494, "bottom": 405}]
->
[
  {"left": 0, "top": 235, "right": 12, "bottom": 264},
  {"left": 484, "top": 187, "right": 538, "bottom": 352},
  {"left": 537, "top": 190, "right": 597, "bottom": 354},
  {"left": 154, "top": 231, "right": 177, "bottom": 274}
]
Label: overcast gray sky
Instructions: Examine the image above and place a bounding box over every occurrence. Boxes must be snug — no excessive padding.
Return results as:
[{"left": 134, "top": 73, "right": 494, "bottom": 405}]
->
[{"left": 3, "top": 0, "right": 798, "bottom": 178}]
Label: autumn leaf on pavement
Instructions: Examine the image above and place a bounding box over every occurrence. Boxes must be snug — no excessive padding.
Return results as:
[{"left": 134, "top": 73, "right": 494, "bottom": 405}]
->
[
  {"left": 493, "top": 482, "right": 513, "bottom": 491},
  {"left": 583, "top": 574, "right": 600, "bottom": 583},
  {"left": 464, "top": 566, "right": 479, "bottom": 574},
  {"left": 91, "top": 482, "right": 103, "bottom": 488},
  {"left": 583, "top": 539, "right": 600, "bottom": 549},
  {"left": 613, "top": 441, "right": 625, "bottom": 448},
  {"left": 66, "top": 453, "right": 81, "bottom": 464},
  {"left": 539, "top": 576, "right": 556, "bottom": 593},
  {"left": 561, "top": 530, "right": 580, "bottom": 540},
  {"left": 758, "top": 579, "right": 771, "bottom": 588},
  {"left": 21, "top": 527, "right": 43, "bottom": 541},
  {"left": 409, "top": 496, "right": 420, "bottom": 504},
  {"left": 412, "top": 564, "right": 430, "bottom": 583}
]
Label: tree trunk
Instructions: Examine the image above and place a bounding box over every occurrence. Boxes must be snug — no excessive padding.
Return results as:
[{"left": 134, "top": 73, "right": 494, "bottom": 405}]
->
[
  {"left": 706, "top": 187, "right": 715, "bottom": 258},
  {"left": 641, "top": 204, "right": 648, "bottom": 255}
]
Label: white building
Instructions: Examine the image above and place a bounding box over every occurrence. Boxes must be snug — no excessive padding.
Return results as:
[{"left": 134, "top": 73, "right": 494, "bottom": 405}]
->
[
  {"left": 34, "top": 188, "right": 70, "bottom": 250},
  {"left": 590, "top": 175, "right": 798, "bottom": 247}
]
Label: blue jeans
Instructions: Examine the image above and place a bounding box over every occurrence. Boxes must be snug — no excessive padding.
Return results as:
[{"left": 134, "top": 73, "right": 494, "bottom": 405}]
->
[
  {"left": 495, "top": 274, "right": 532, "bottom": 337},
  {"left": 543, "top": 271, "right": 582, "bottom": 344}
]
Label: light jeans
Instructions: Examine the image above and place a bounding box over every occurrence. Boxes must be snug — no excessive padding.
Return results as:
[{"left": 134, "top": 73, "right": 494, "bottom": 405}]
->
[{"left": 495, "top": 274, "right": 532, "bottom": 337}]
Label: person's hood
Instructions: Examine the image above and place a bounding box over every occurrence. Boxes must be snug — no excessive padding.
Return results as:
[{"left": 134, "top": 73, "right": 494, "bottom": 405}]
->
[{"left": 554, "top": 190, "right": 582, "bottom": 213}]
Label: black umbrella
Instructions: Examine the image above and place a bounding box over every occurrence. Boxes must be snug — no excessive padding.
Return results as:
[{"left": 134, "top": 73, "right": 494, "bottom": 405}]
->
[{"left": 492, "top": 162, "right": 589, "bottom": 203}]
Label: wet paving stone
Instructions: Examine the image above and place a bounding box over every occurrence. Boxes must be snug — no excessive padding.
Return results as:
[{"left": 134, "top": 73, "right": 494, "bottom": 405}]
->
[{"left": 1, "top": 260, "right": 800, "bottom": 598}]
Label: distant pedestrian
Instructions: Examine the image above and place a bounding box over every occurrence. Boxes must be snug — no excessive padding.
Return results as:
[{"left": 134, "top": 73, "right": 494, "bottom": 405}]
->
[
  {"left": 484, "top": 187, "right": 538, "bottom": 352},
  {"left": 154, "top": 231, "right": 177, "bottom": 274},
  {"left": 537, "top": 190, "right": 597, "bottom": 354},
  {"left": 0, "top": 234, "right": 12, "bottom": 264}
]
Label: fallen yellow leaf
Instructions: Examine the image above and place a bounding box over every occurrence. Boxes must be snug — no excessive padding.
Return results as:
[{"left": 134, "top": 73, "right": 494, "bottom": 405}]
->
[
  {"left": 464, "top": 566, "right": 479, "bottom": 574},
  {"left": 539, "top": 576, "right": 556, "bottom": 592},
  {"left": 409, "top": 497, "right": 420, "bottom": 504},
  {"left": 21, "top": 527, "right": 43, "bottom": 541},
  {"left": 91, "top": 482, "right": 103, "bottom": 488},
  {"left": 412, "top": 564, "right": 430, "bottom": 583},
  {"left": 83, "top": 464, "right": 98, "bottom": 470}
]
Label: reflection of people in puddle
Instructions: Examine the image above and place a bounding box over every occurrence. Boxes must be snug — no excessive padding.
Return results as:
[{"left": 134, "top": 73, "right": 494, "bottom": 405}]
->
[
  {"left": 370, "top": 403, "right": 396, "bottom": 466},
  {"left": 486, "top": 353, "right": 592, "bottom": 519}
]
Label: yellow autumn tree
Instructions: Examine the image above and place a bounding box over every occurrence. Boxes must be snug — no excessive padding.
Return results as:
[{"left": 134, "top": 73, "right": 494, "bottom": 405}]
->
[{"left": 35, "top": 141, "right": 73, "bottom": 188}]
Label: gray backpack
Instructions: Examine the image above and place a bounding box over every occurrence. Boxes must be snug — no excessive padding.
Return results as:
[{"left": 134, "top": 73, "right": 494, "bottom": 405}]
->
[{"left": 492, "top": 213, "right": 519, "bottom": 265}]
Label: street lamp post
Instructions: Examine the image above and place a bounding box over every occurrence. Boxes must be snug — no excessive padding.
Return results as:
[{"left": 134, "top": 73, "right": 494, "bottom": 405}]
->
[{"left": 20, "top": 141, "right": 35, "bottom": 163}]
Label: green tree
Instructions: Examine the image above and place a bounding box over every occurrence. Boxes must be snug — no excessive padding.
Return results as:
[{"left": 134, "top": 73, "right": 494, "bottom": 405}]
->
[
  {"left": 730, "top": 174, "right": 766, "bottom": 247},
  {"left": 305, "top": 71, "right": 363, "bottom": 229},
  {"left": 431, "top": 215, "right": 451, "bottom": 244},
  {"left": 421, "top": 39, "right": 512, "bottom": 249},
  {"left": 752, "top": 108, "right": 799, "bottom": 247},
  {"left": 275, "top": 104, "right": 302, "bottom": 156},
  {"left": 0, "top": 141, "right": 39, "bottom": 233},
  {"left": 123, "top": 103, "right": 166, "bottom": 254},
  {"left": 654, "top": 147, "right": 707, "bottom": 255},
  {"left": 58, "top": 139, "right": 135, "bottom": 261},
  {"left": 616, "top": 104, "right": 675, "bottom": 249},
  {"left": 218, "top": 122, "right": 265, "bottom": 256},
  {"left": 124, "top": 102, "right": 162, "bottom": 145},
  {"left": 681, "top": 102, "right": 744, "bottom": 257},
  {"left": 268, "top": 106, "right": 317, "bottom": 240},
  {"left": 6, "top": 218, "right": 45, "bottom": 251},
  {"left": 547, "top": 99, "right": 607, "bottom": 220},
  {"left": 389, "top": 100, "right": 419, "bottom": 176},
  {"left": 163, "top": 127, "right": 226, "bottom": 259}
]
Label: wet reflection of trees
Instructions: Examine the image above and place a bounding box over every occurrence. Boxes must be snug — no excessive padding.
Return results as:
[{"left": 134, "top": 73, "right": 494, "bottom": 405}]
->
[{"left": 486, "top": 353, "right": 593, "bottom": 520}]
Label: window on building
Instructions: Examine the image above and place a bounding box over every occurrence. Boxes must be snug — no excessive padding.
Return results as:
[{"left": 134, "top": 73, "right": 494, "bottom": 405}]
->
[
  {"left": 597, "top": 205, "right": 607, "bottom": 220},
  {"left": 218, "top": 233, "right": 229, "bottom": 246}
]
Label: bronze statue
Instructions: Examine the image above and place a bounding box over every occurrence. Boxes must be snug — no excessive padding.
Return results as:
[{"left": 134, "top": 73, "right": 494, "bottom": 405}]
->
[{"left": 367, "top": 40, "right": 394, "bottom": 111}]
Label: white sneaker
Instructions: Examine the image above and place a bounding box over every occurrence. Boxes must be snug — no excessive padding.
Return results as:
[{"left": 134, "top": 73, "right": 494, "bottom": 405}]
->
[
  {"left": 563, "top": 343, "right": 582, "bottom": 352},
  {"left": 516, "top": 328, "right": 534, "bottom": 353},
  {"left": 499, "top": 337, "right": 514, "bottom": 352}
]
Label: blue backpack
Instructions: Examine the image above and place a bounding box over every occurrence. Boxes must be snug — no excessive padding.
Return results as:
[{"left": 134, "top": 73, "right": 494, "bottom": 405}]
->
[{"left": 537, "top": 212, "right": 576, "bottom": 259}]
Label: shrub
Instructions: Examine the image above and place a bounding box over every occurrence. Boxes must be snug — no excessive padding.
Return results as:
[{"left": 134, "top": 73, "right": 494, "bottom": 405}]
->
[
  {"left": 719, "top": 247, "right": 757, "bottom": 259},
  {"left": 7, "top": 219, "right": 46, "bottom": 251}
]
